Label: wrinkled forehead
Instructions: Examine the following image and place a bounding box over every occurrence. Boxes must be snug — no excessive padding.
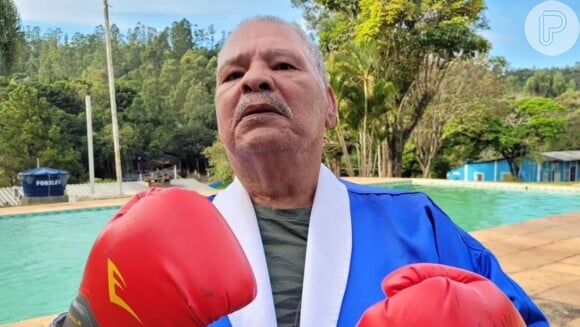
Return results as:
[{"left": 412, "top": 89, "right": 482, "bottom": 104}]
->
[{"left": 217, "top": 21, "right": 309, "bottom": 68}]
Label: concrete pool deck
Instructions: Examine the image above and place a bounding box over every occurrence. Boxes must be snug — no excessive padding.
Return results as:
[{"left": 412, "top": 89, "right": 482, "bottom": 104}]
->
[
  {"left": 1, "top": 192, "right": 579, "bottom": 326},
  {"left": 472, "top": 211, "right": 580, "bottom": 326}
]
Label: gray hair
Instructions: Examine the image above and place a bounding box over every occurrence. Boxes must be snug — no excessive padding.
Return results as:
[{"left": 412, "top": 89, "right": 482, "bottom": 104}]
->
[{"left": 221, "top": 15, "right": 328, "bottom": 86}]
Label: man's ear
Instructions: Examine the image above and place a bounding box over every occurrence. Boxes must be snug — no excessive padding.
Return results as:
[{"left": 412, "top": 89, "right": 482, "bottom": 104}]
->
[{"left": 325, "top": 86, "right": 338, "bottom": 128}]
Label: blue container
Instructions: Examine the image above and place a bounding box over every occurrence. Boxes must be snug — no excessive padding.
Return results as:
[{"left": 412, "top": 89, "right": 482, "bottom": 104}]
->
[{"left": 17, "top": 167, "right": 69, "bottom": 197}]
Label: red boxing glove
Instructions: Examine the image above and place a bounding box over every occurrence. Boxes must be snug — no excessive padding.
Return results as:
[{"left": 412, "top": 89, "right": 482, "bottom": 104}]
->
[
  {"left": 64, "top": 188, "right": 256, "bottom": 327},
  {"left": 357, "top": 263, "right": 526, "bottom": 327}
]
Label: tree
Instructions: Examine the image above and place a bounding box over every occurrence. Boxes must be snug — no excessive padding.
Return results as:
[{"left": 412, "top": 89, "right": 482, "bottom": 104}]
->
[
  {"left": 0, "top": 0, "right": 22, "bottom": 76},
  {"left": 325, "top": 58, "right": 357, "bottom": 176},
  {"left": 554, "top": 90, "right": 580, "bottom": 150},
  {"left": 412, "top": 58, "right": 504, "bottom": 177},
  {"left": 203, "top": 139, "right": 233, "bottom": 184},
  {"left": 170, "top": 19, "right": 194, "bottom": 60},
  {"left": 293, "top": 0, "right": 490, "bottom": 176},
  {"left": 485, "top": 97, "right": 566, "bottom": 178},
  {"left": 329, "top": 41, "right": 378, "bottom": 176},
  {"left": 522, "top": 70, "right": 567, "bottom": 97},
  {"left": 0, "top": 86, "right": 82, "bottom": 185},
  {"left": 326, "top": 42, "right": 400, "bottom": 177},
  {"left": 552, "top": 72, "right": 567, "bottom": 97},
  {"left": 0, "top": 19, "right": 225, "bottom": 182},
  {"left": 567, "top": 79, "right": 577, "bottom": 92}
]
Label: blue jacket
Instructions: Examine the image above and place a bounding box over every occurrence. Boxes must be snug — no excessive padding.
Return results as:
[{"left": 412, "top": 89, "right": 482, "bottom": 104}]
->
[{"left": 210, "top": 176, "right": 547, "bottom": 326}]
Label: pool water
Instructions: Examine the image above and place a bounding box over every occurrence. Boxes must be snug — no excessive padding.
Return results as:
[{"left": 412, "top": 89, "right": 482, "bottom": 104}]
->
[
  {"left": 382, "top": 183, "right": 580, "bottom": 231},
  {"left": 1, "top": 184, "right": 580, "bottom": 324},
  {"left": 0, "top": 207, "right": 119, "bottom": 324}
]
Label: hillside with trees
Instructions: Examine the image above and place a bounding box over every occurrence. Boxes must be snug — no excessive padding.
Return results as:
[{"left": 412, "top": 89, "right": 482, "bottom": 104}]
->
[
  {"left": 0, "top": 14, "right": 223, "bottom": 186},
  {"left": 0, "top": 0, "right": 578, "bottom": 187}
]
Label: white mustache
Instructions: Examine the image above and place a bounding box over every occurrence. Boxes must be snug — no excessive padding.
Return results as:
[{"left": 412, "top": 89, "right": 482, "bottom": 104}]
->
[{"left": 234, "top": 93, "right": 292, "bottom": 124}]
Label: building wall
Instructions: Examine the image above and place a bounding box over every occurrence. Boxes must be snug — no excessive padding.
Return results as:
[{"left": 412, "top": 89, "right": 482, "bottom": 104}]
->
[
  {"left": 519, "top": 158, "right": 539, "bottom": 182},
  {"left": 446, "top": 160, "right": 512, "bottom": 182},
  {"left": 446, "top": 166, "right": 465, "bottom": 180},
  {"left": 446, "top": 158, "right": 580, "bottom": 183},
  {"left": 538, "top": 160, "right": 580, "bottom": 182}
]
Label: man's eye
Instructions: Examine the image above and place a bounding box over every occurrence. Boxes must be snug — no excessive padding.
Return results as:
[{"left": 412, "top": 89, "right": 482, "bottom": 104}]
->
[
  {"left": 274, "top": 63, "right": 295, "bottom": 70},
  {"left": 225, "top": 72, "right": 243, "bottom": 81}
]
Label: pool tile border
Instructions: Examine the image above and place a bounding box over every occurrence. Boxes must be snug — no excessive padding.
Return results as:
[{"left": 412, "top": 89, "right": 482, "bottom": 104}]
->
[
  {"left": 0, "top": 205, "right": 122, "bottom": 219},
  {"left": 343, "top": 177, "right": 580, "bottom": 193}
]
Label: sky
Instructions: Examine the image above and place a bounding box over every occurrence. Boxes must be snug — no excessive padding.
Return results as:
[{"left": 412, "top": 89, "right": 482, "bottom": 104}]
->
[
  {"left": 11, "top": 0, "right": 580, "bottom": 70},
  {"left": 481, "top": 0, "right": 579, "bottom": 69}
]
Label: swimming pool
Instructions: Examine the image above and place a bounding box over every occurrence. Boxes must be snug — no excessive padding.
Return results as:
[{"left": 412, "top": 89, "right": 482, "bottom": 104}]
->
[
  {"left": 1, "top": 184, "right": 580, "bottom": 324},
  {"left": 383, "top": 183, "right": 580, "bottom": 231},
  {"left": 0, "top": 207, "right": 120, "bottom": 324}
]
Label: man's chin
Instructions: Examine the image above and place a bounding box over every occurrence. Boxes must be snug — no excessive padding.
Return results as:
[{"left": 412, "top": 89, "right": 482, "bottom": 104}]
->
[{"left": 234, "top": 135, "right": 294, "bottom": 155}]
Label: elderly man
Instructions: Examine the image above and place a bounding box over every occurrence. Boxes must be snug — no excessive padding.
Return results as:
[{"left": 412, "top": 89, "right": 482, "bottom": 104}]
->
[
  {"left": 51, "top": 15, "right": 547, "bottom": 327},
  {"left": 207, "top": 15, "right": 546, "bottom": 326}
]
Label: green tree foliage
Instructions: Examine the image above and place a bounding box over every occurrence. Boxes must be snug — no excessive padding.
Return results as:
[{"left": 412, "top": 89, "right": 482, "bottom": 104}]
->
[
  {"left": 0, "top": 0, "right": 22, "bottom": 76},
  {"left": 566, "top": 79, "right": 577, "bottom": 92},
  {"left": 328, "top": 41, "right": 382, "bottom": 176},
  {"left": 323, "top": 58, "right": 358, "bottom": 176},
  {"left": 508, "top": 64, "right": 580, "bottom": 98},
  {"left": 0, "top": 20, "right": 221, "bottom": 184},
  {"left": 484, "top": 97, "right": 566, "bottom": 177},
  {"left": 554, "top": 91, "right": 580, "bottom": 150},
  {"left": 293, "top": 1, "right": 576, "bottom": 179},
  {"left": 294, "top": 0, "right": 489, "bottom": 176},
  {"left": 439, "top": 92, "right": 572, "bottom": 180},
  {"left": 1, "top": 13, "right": 575, "bottom": 185},
  {"left": 203, "top": 140, "right": 234, "bottom": 184},
  {"left": 552, "top": 72, "right": 567, "bottom": 96},
  {"left": 170, "top": 19, "right": 194, "bottom": 60},
  {"left": 411, "top": 57, "right": 505, "bottom": 178},
  {"left": 0, "top": 86, "right": 82, "bottom": 186}
]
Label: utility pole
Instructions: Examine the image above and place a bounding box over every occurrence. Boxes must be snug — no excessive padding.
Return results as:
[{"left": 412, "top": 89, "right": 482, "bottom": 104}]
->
[
  {"left": 85, "top": 95, "right": 96, "bottom": 195},
  {"left": 103, "top": 0, "right": 123, "bottom": 194}
]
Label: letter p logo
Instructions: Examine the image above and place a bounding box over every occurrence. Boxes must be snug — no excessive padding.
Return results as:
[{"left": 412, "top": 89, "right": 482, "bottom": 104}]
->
[
  {"left": 525, "top": 1, "right": 579, "bottom": 56},
  {"left": 539, "top": 10, "right": 567, "bottom": 46}
]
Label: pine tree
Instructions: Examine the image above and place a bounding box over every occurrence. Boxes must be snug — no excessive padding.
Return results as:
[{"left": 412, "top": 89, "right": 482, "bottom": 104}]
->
[{"left": 0, "top": 0, "right": 22, "bottom": 76}]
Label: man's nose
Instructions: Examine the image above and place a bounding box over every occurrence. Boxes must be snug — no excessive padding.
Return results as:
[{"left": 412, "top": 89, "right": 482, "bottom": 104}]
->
[{"left": 241, "top": 65, "right": 274, "bottom": 93}]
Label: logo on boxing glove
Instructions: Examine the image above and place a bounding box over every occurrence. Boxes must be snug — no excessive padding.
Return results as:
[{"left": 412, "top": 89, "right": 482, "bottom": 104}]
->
[{"left": 108, "top": 258, "right": 143, "bottom": 325}]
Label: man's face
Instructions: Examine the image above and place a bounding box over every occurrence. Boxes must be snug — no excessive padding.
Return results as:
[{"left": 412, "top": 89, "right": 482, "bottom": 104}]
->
[{"left": 215, "top": 20, "right": 336, "bottom": 158}]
